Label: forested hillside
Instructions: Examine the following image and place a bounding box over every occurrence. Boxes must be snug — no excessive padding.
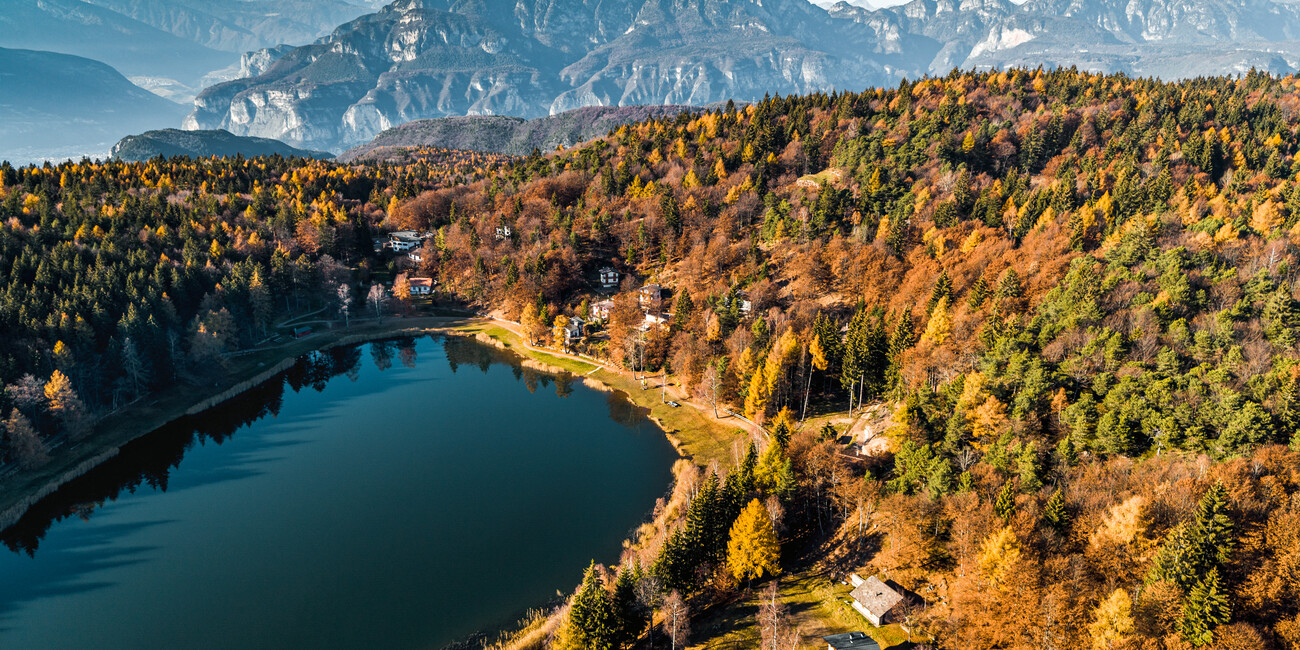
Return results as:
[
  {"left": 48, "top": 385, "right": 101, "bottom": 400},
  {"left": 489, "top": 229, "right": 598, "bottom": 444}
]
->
[{"left": 8, "top": 68, "right": 1300, "bottom": 647}]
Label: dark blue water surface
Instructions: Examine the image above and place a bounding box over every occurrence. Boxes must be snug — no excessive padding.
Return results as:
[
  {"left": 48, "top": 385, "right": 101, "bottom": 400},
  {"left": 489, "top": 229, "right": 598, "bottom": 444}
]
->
[{"left": 0, "top": 336, "right": 676, "bottom": 649}]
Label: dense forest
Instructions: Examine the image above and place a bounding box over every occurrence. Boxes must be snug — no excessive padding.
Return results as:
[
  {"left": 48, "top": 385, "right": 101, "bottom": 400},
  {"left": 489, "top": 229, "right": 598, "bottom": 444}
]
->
[{"left": 9, "top": 68, "right": 1300, "bottom": 647}]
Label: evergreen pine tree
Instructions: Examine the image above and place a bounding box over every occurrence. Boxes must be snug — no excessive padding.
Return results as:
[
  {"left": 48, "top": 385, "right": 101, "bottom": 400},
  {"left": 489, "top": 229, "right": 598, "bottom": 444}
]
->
[
  {"left": 560, "top": 563, "right": 617, "bottom": 650},
  {"left": 671, "top": 291, "right": 695, "bottom": 332},
  {"left": 1017, "top": 442, "right": 1042, "bottom": 493},
  {"left": 1194, "top": 482, "right": 1234, "bottom": 568},
  {"left": 925, "top": 270, "right": 953, "bottom": 317},
  {"left": 1179, "top": 568, "right": 1231, "bottom": 647},
  {"left": 611, "top": 565, "right": 648, "bottom": 648},
  {"left": 967, "top": 275, "right": 990, "bottom": 309},
  {"left": 1044, "top": 489, "right": 1070, "bottom": 534},
  {"left": 996, "top": 268, "right": 1023, "bottom": 300},
  {"left": 996, "top": 481, "right": 1016, "bottom": 522},
  {"left": 885, "top": 308, "right": 914, "bottom": 389}
]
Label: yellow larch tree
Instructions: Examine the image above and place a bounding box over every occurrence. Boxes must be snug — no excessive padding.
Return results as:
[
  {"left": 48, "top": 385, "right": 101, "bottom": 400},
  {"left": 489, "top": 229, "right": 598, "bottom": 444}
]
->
[{"left": 727, "top": 498, "right": 781, "bottom": 582}]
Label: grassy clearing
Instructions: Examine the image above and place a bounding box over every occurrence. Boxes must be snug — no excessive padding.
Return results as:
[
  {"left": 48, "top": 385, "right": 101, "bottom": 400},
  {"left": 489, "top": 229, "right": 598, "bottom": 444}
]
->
[{"left": 688, "top": 570, "right": 915, "bottom": 649}]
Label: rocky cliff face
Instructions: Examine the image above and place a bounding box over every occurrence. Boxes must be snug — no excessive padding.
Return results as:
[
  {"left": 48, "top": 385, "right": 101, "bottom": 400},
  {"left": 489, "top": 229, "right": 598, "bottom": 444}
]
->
[
  {"left": 190, "top": 0, "right": 1300, "bottom": 154},
  {"left": 826, "top": 0, "right": 1300, "bottom": 77},
  {"left": 188, "top": 0, "right": 890, "bottom": 152}
]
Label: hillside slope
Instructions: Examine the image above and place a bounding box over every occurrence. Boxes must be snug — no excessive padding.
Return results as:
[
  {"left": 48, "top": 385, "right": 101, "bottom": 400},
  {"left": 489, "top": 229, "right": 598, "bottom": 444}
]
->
[
  {"left": 110, "top": 129, "right": 334, "bottom": 162},
  {"left": 0, "top": 48, "right": 189, "bottom": 163},
  {"left": 338, "top": 105, "right": 694, "bottom": 161}
]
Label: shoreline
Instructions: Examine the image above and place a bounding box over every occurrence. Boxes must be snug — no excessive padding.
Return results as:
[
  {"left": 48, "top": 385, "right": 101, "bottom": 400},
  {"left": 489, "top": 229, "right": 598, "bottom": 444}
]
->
[{"left": 0, "top": 315, "right": 738, "bottom": 534}]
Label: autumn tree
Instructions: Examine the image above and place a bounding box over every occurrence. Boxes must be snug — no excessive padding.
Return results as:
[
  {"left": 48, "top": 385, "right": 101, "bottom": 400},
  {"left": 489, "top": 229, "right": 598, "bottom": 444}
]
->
[
  {"left": 44, "top": 370, "right": 90, "bottom": 440},
  {"left": 662, "top": 590, "right": 690, "bottom": 650},
  {"left": 727, "top": 498, "right": 781, "bottom": 583},
  {"left": 4, "top": 409, "right": 47, "bottom": 469}
]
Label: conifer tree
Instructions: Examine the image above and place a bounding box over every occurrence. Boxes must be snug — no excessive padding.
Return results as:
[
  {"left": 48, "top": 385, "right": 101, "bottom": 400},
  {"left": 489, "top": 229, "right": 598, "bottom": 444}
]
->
[
  {"left": 1044, "top": 489, "right": 1070, "bottom": 534},
  {"left": 1180, "top": 568, "right": 1231, "bottom": 647},
  {"left": 996, "top": 268, "right": 1023, "bottom": 300},
  {"left": 921, "top": 296, "right": 952, "bottom": 345},
  {"left": 925, "top": 270, "right": 953, "bottom": 316},
  {"left": 996, "top": 480, "right": 1016, "bottom": 522},
  {"left": 885, "top": 308, "right": 914, "bottom": 389},
  {"left": 967, "top": 275, "right": 990, "bottom": 309},
  {"left": 1089, "top": 589, "right": 1136, "bottom": 649},
  {"left": 671, "top": 291, "right": 694, "bottom": 331},
  {"left": 557, "top": 563, "right": 617, "bottom": 650},
  {"left": 727, "top": 499, "right": 781, "bottom": 583},
  {"left": 611, "top": 565, "right": 648, "bottom": 648}
]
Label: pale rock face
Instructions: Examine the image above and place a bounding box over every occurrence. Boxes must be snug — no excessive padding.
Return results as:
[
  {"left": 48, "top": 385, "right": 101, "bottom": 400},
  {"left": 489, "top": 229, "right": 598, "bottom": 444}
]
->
[
  {"left": 188, "top": 0, "right": 1300, "bottom": 152},
  {"left": 968, "top": 26, "right": 1034, "bottom": 56}
]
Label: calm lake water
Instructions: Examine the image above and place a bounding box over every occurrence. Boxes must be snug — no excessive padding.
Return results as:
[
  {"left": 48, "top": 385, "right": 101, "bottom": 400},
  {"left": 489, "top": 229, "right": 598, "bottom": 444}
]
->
[{"left": 0, "top": 336, "right": 677, "bottom": 649}]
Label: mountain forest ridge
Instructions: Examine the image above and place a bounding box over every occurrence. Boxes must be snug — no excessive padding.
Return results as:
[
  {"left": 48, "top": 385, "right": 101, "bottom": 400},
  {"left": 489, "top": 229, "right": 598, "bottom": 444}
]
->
[
  {"left": 185, "top": 0, "right": 1300, "bottom": 153},
  {"left": 8, "top": 68, "right": 1300, "bottom": 646}
]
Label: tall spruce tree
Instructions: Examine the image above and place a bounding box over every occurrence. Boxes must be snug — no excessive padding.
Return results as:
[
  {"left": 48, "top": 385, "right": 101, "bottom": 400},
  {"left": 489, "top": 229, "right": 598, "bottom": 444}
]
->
[
  {"left": 1179, "top": 568, "right": 1231, "bottom": 647},
  {"left": 559, "top": 563, "right": 617, "bottom": 650}
]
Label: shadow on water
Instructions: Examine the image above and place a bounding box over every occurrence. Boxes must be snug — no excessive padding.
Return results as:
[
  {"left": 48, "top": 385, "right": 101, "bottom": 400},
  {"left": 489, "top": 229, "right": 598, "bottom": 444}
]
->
[
  {"left": 0, "top": 518, "right": 173, "bottom": 622},
  {"left": 0, "top": 343, "right": 377, "bottom": 558},
  {"left": 0, "top": 335, "right": 600, "bottom": 558}
]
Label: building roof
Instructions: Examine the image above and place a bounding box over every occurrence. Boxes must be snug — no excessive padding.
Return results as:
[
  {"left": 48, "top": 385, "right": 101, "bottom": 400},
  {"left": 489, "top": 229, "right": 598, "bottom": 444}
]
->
[
  {"left": 409, "top": 277, "right": 434, "bottom": 288},
  {"left": 823, "top": 632, "right": 880, "bottom": 650},
  {"left": 850, "top": 576, "right": 905, "bottom": 619}
]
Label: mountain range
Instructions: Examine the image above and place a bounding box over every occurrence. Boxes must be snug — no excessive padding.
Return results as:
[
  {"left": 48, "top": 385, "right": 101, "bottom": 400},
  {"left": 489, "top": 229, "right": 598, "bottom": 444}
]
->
[
  {"left": 0, "top": 48, "right": 190, "bottom": 164},
  {"left": 0, "top": 0, "right": 383, "bottom": 97},
  {"left": 184, "top": 0, "right": 1300, "bottom": 154}
]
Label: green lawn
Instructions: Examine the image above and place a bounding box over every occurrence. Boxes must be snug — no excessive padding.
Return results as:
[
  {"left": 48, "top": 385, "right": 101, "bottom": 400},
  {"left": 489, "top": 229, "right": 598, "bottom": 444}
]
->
[{"left": 686, "top": 571, "right": 917, "bottom": 649}]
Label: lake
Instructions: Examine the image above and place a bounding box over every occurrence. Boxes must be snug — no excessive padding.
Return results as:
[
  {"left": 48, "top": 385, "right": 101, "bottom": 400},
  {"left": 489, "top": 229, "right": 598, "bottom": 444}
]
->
[{"left": 0, "top": 335, "right": 678, "bottom": 649}]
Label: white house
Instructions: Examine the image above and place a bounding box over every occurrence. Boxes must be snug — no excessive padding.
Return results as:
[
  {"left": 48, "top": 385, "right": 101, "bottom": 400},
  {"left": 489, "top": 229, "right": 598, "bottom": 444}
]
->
[
  {"left": 563, "top": 317, "right": 586, "bottom": 344},
  {"left": 389, "top": 230, "right": 424, "bottom": 252},
  {"left": 822, "top": 632, "right": 880, "bottom": 650},
  {"left": 639, "top": 284, "right": 662, "bottom": 308},
  {"left": 848, "top": 575, "right": 905, "bottom": 627},
  {"left": 409, "top": 277, "right": 434, "bottom": 296},
  {"left": 495, "top": 225, "right": 514, "bottom": 240},
  {"left": 408, "top": 251, "right": 423, "bottom": 263},
  {"left": 592, "top": 299, "right": 615, "bottom": 320},
  {"left": 638, "top": 312, "right": 668, "bottom": 331},
  {"left": 599, "top": 266, "right": 620, "bottom": 287}
]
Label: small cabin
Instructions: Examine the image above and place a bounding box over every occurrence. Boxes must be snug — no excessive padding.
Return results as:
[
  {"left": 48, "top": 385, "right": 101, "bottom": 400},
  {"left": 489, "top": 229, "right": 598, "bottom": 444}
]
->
[
  {"left": 848, "top": 575, "right": 905, "bottom": 627},
  {"left": 599, "top": 266, "right": 620, "bottom": 287},
  {"left": 495, "top": 225, "right": 513, "bottom": 240},
  {"left": 409, "top": 277, "right": 434, "bottom": 296},
  {"left": 823, "top": 631, "right": 879, "bottom": 650},
  {"left": 408, "top": 251, "right": 423, "bottom": 263}
]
